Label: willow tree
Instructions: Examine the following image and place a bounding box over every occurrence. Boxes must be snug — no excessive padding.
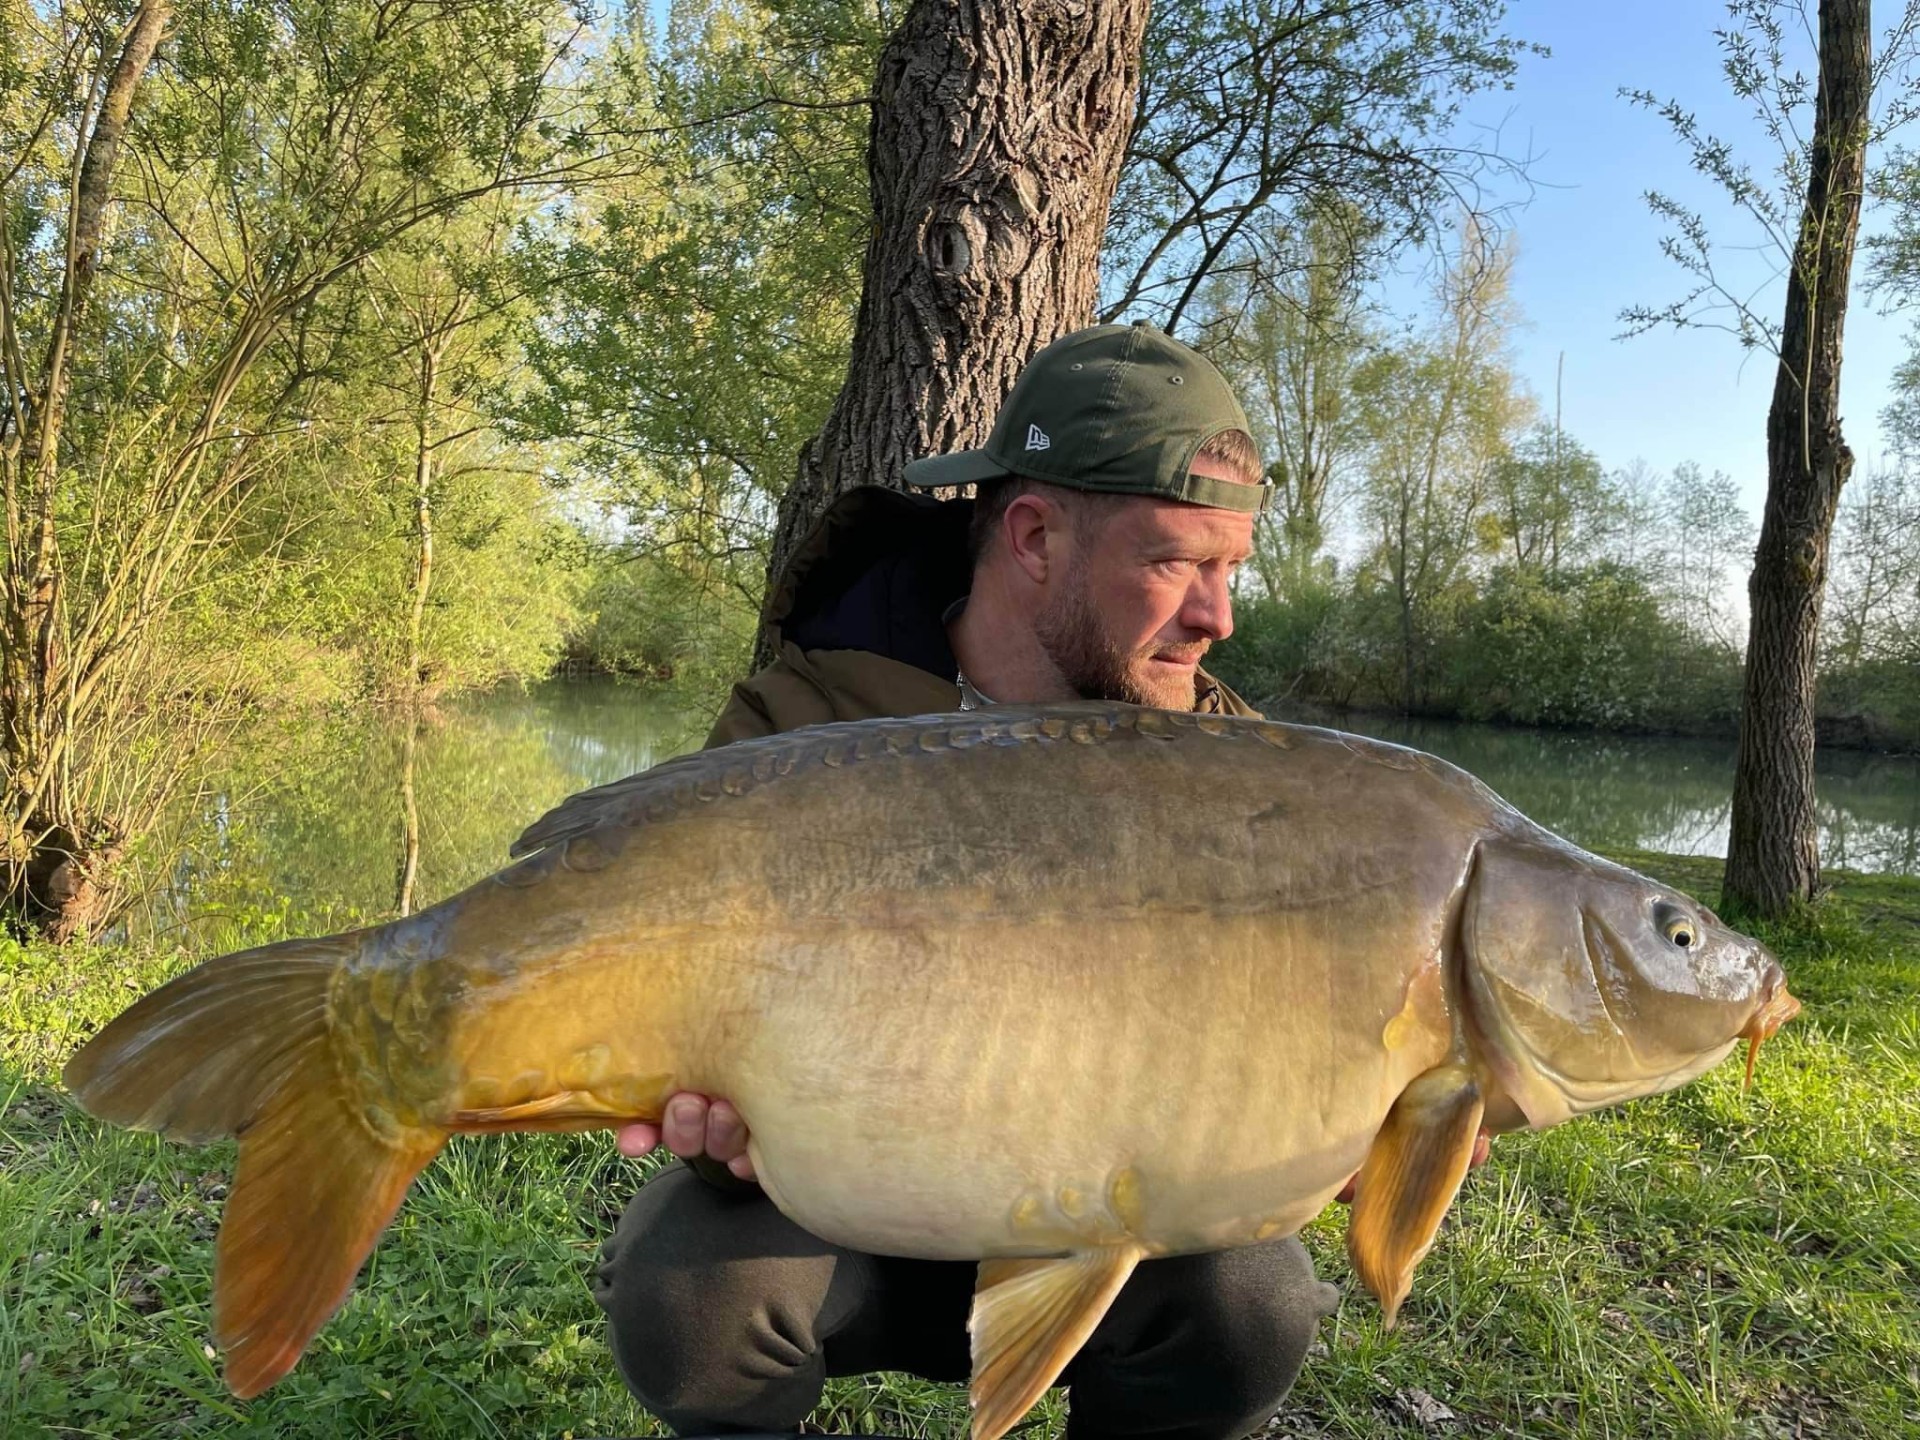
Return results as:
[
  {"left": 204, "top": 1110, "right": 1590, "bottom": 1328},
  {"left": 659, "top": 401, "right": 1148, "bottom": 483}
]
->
[
  {"left": 750, "top": 0, "right": 1155, "bottom": 631},
  {"left": 0, "top": 0, "right": 602, "bottom": 937}
]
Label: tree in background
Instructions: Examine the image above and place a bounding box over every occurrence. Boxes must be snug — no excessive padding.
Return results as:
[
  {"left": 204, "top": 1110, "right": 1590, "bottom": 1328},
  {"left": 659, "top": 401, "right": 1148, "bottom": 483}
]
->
[
  {"left": 1351, "top": 230, "right": 1525, "bottom": 711},
  {"left": 1625, "top": 0, "right": 1920, "bottom": 915},
  {"left": 1820, "top": 466, "right": 1920, "bottom": 738},
  {"left": 751, "top": 0, "right": 1155, "bottom": 651},
  {"left": 1204, "top": 209, "right": 1377, "bottom": 603},
  {"left": 1483, "top": 424, "right": 1615, "bottom": 577},
  {"left": 1660, "top": 462, "right": 1757, "bottom": 654},
  {"left": 522, "top": 0, "right": 879, "bottom": 685},
  {"left": 1105, "top": 0, "right": 1532, "bottom": 329},
  {"left": 0, "top": 0, "right": 604, "bottom": 936}
]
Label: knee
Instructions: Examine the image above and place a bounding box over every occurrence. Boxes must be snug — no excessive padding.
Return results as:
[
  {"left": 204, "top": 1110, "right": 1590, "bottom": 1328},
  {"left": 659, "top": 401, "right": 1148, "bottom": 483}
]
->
[
  {"left": 591, "top": 1167, "right": 837, "bottom": 1431},
  {"left": 1177, "top": 1241, "right": 1339, "bottom": 1431},
  {"left": 1181, "top": 1239, "right": 1340, "bottom": 1367},
  {"left": 602, "top": 1280, "right": 824, "bottom": 1431}
]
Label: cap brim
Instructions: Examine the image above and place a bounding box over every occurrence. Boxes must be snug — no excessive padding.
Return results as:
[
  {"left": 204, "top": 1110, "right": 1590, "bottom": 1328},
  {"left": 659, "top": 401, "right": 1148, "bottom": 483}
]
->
[{"left": 902, "top": 448, "right": 1011, "bottom": 489}]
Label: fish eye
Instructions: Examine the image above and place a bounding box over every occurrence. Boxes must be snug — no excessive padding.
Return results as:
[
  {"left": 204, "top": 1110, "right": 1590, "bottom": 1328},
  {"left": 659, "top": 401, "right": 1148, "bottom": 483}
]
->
[{"left": 1653, "top": 901, "right": 1696, "bottom": 949}]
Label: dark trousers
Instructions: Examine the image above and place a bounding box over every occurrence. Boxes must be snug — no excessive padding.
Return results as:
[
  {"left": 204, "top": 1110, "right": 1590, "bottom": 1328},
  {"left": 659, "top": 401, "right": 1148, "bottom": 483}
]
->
[{"left": 592, "top": 1165, "right": 1340, "bottom": 1440}]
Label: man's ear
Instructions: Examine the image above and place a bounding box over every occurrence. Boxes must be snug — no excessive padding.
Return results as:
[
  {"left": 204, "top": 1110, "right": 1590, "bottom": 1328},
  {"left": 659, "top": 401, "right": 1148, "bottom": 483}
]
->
[{"left": 1000, "top": 491, "right": 1064, "bottom": 586}]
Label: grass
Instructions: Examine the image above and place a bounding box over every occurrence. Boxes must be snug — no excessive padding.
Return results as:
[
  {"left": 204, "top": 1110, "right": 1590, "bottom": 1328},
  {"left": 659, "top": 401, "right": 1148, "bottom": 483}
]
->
[{"left": 3, "top": 856, "right": 1916, "bottom": 1438}]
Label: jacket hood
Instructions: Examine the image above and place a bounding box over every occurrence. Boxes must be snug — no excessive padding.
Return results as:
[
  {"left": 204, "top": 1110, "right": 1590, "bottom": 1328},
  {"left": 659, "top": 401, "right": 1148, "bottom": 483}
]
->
[{"left": 764, "top": 486, "right": 974, "bottom": 677}]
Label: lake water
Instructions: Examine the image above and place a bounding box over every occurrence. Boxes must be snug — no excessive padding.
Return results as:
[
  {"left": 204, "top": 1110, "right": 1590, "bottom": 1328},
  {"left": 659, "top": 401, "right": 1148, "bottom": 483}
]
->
[{"left": 130, "top": 679, "right": 1920, "bottom": 943}]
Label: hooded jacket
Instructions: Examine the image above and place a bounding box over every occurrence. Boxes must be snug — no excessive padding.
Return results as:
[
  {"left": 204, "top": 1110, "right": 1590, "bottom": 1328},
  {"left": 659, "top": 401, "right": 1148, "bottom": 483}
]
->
[{"left": 702, "top": 486, "right": 1258, "bottom": 749}]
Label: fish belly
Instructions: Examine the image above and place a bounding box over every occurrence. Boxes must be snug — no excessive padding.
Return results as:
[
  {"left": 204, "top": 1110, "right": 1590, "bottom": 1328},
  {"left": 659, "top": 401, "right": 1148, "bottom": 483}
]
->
[{"left": 713, "top": 911, "right": 1445, "bottom": 1261}]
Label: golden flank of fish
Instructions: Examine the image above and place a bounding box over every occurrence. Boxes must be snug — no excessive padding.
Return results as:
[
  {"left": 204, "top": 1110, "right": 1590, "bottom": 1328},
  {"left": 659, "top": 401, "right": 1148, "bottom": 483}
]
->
[{"left": 63, "top": 704, "right": 1799, "bottom": 1436}]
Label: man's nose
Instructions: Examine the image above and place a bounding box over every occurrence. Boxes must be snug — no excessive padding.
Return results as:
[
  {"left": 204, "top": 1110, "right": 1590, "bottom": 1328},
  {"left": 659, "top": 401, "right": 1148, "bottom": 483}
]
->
[{"left": 1181, "top": 569, "right": 1234, "bottom": 642}]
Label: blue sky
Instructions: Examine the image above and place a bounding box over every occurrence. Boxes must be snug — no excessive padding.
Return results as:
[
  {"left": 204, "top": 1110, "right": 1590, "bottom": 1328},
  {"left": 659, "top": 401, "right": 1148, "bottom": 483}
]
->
[{"left": 1463, "top": 1, "right": 1914, "bottom": 513}]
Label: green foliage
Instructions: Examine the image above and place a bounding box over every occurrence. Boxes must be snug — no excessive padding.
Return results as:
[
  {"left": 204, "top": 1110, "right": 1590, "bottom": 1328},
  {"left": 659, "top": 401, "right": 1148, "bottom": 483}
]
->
[
  {"left": 518, "top": 0, "right": 879, "bottom": 595},
  {"left": 1449, "top": 563, "right": 1741, "bottom": 731},
  {"left": 1818, "top": 658, "right": 1920, "bottom": 748},
  {"left": 569, "top": 549, "right": 757, "bottom": 694},
  {"left": 1213, "top": 568, "right": 1346, "bottom": 706}
]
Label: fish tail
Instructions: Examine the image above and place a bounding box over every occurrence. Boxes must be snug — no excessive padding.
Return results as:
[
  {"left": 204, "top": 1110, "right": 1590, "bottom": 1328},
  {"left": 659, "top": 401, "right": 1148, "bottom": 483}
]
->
[{"left": 62, "top": 934, "right": 446, "bottom": 1398}]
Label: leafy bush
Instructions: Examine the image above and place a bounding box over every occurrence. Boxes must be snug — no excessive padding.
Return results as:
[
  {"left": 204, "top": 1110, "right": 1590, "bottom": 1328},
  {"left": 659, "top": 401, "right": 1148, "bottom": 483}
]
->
[{"left": 1447, "top": 563, "right": 1742, "bottom": 732}]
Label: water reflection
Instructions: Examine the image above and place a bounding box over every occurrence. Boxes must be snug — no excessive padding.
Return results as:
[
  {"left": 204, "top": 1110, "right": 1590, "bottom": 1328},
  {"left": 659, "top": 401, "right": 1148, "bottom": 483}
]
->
[
  {"left": 131, "top": 683, "right": 1920, "bottom": 943},
  {"left": 131, "top": 681, "right": 711, "bottom": 942}
]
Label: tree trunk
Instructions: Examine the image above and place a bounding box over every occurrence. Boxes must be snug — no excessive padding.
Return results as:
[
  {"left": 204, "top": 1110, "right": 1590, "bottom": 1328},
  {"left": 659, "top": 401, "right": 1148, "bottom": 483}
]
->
[
  {"left": 754, "top": 0, "right": 1154, "bottom": 667},
  {"left": 3, "top": 1, "right": 172, "bottom": 934},
  {"left": 1723, "top": 0, "right": 1871, "bottom": 917},
  {"left": 405, "top": 340, "right": 440, "bottom": 694}
]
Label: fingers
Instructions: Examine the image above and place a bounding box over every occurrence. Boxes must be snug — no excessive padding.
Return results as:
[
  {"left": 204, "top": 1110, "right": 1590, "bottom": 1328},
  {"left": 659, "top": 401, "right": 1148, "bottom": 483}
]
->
[
  {"left": 704, "top": 1099, "right": 749, "bottom": 1165},
  {"left": 662, "top": 1093, "right": 709, "bottom": 1155},
  {"left": 642, "top": 1093, "right": 756, "bottom": 1179},
  {"left": 615, "top": 1121, "right": 660, "bottom": 1158}
]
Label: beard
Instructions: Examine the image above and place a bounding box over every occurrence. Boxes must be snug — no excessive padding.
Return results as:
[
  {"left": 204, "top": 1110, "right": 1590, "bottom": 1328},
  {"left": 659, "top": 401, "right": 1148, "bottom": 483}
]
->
[{"left": 1033, "top": 558, "right": 1206, "bottom": 711}]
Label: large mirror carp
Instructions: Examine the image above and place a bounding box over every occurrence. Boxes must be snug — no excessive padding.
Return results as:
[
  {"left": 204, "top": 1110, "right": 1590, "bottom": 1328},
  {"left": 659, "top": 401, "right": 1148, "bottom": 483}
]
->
[{"left": 64, "top": 703, "right": 1799, "bottom": 1436}]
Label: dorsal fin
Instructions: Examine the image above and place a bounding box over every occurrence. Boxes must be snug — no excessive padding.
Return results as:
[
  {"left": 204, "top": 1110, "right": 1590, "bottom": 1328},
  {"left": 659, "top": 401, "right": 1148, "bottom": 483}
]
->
[{"left": 506, "top": 703, "right": 1250, "bottom": 859}]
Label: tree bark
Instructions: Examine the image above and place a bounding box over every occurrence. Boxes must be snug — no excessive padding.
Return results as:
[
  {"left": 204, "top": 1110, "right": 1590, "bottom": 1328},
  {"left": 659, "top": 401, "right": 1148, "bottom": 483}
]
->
[
  {"left": 1723, "top": 0, "right": 1872, "bottom": 917},
  {"left": 395, "top": 704, "right": 422, "bottom": 917},
  {"left": 754, "top": 0, "right": 1154, "bottom": 667}
]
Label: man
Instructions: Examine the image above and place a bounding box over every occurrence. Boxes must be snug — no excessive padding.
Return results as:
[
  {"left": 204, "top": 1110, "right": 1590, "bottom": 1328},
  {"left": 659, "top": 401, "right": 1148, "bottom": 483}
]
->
[{"left": 591, "top": 322, "right": 1341, "bottom": 1440}]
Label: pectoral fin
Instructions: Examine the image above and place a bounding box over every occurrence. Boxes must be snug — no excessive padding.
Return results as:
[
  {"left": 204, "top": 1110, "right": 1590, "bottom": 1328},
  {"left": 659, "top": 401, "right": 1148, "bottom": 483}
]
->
[
  {"left": 969, "top": 1245, "right": 1145, "bottom": 1440},
  {"left": 1347, "top": 1062, "right": 1483, "bottom": 1327}
]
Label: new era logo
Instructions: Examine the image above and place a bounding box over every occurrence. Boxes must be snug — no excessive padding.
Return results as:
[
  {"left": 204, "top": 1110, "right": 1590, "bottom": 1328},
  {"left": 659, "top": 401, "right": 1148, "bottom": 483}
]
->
[{"left": 1025, "top": 424, "right": 1051, "bottom": 452}]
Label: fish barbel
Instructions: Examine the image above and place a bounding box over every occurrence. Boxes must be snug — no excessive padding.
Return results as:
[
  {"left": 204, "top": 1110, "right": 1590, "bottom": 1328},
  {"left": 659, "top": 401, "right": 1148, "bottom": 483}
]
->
[{"left": 63, "top": 704, "right": 1797, "bottom": 1435}]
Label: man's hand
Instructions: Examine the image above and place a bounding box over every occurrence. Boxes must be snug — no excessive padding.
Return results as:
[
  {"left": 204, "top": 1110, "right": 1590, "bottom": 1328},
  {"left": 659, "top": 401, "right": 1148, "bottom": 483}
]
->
[
  {"left": 1333, "top": 1127, "right": 1492, "bottom": 1205},
  {"left": 616, "top": 1092, "right": 755, "bottom": 1180}
]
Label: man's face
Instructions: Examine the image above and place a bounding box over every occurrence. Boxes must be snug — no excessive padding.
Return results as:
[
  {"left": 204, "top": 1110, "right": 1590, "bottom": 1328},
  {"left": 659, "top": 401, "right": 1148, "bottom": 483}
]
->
[{"left": 1033, "top": 461, "right": 1256, "bottom": 710}]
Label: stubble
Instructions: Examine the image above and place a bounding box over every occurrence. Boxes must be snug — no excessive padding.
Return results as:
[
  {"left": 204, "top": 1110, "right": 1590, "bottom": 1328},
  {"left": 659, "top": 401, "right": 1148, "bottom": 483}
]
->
[{"left": 1033, "top": 555, "right": 1200, "bottom": 711}]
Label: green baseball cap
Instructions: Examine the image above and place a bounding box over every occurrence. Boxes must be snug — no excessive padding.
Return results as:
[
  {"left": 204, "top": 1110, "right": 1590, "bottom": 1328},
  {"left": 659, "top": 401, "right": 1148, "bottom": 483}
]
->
[{"left": 902, "top": 321, "right": 1270, "bottom": 513}]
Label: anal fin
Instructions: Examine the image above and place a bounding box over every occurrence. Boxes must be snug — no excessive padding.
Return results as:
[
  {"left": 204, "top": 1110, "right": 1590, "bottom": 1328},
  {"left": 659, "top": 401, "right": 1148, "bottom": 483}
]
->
[
  {"left": 968, "top": 1245, "right": 1145, "bottom": 1440},
  {"left": 1347, "top": 1062, "right": 1484, "bottom": 1326}
]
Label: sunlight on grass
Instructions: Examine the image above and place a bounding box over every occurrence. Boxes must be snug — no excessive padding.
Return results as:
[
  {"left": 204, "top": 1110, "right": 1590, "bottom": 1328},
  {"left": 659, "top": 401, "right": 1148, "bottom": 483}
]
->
[{"left": 3, "top": 858, "right": 1916, "bottom": 1437}]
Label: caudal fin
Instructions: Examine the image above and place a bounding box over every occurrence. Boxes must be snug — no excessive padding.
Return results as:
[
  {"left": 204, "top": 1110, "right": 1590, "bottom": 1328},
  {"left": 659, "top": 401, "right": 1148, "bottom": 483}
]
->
[{"left": 62, "top": 935, "right": 446, "bottom": 1398}]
